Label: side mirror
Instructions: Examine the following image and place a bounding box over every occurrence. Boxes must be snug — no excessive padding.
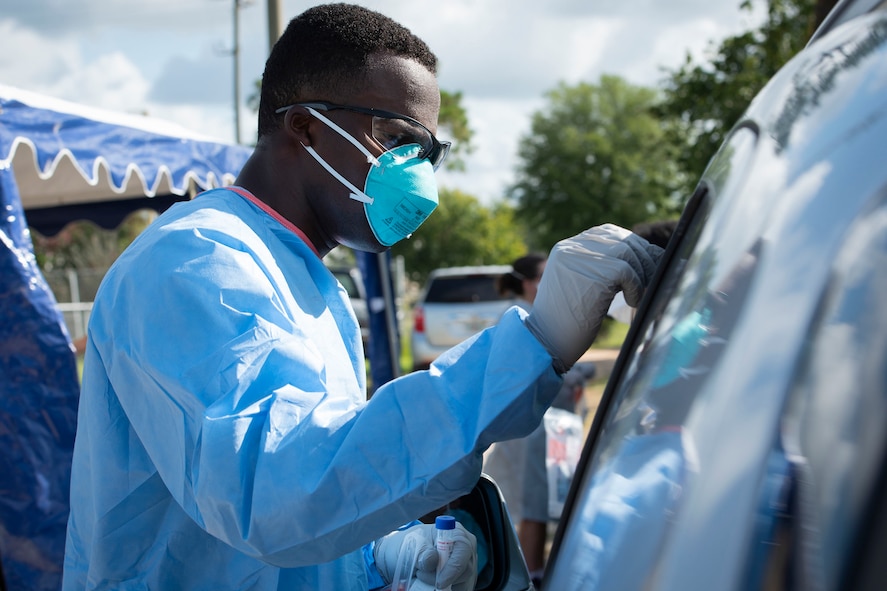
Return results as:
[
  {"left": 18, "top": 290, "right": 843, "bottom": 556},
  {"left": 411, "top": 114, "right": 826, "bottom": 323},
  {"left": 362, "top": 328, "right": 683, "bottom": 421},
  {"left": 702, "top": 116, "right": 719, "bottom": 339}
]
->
[{"left": 420, "top": 473, "right": 533, "bottom": 591}]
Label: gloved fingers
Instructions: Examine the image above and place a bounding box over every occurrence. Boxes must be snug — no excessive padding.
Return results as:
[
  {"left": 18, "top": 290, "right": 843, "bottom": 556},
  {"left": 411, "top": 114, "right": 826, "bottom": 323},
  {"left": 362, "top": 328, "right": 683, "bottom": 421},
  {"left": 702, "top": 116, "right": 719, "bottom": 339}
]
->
[
  {"left": 413, "top": 545, "right": 439, "bottom": 586},
  {"left": 452, "top": 573, "right": 480, "bottom": 591},
  {"left": 624, "top": 230, "right": 665, "bottom": 278},
  {"left": 561, "top": 226, "right": 663, "bottom": 308},
  {"left": 374, "top": 525, "right": 433, "bottom": 585},
  {"left": 565, "top": 222, "right": 634, "bottom": 255},
  {"left": 436, "top": 526, "right": 478, "bottom": 590},
  {"left": 527, "top": 223, "right": 664, "bottom": 371},
  {"left": 617, "top": 238, "right": 664, "bottom": 307}
]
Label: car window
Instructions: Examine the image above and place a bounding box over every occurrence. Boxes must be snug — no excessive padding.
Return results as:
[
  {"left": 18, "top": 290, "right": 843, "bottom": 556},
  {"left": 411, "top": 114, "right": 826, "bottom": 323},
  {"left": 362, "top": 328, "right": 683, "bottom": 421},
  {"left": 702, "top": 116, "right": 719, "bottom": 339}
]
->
[
  {"left": 423, "top": 275, "right": 506, "bottom": 303},
  {"left": 546, "top": 128, "right": 760, "bottom": 591}
]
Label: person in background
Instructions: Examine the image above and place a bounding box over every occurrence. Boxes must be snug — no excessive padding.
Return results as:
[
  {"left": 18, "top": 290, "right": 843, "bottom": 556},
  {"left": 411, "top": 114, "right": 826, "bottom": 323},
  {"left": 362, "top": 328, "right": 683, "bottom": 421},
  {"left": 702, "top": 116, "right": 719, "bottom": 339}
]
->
[
  {"left": 497, "top": 254, "right": 547, "bottom": 315},
  {"left": 631, "top": 220, "right": 679, "bottom": 251},
  {"left": 62, "top": 4, "right": 663, "bottom": 590},
  {"left": 483, "top": 254, "right": 593, "bottom": 587}
]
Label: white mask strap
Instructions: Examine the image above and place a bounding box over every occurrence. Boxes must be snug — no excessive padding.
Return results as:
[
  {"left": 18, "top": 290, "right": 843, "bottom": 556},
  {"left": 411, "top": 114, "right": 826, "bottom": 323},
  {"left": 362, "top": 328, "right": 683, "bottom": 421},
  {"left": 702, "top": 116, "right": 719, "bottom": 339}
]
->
[
  {"left": 302, "top": 143, "right": 374, "bottom": 204},
  {"left": 305, "top": 106, "right": 381, "bottom": 167}
]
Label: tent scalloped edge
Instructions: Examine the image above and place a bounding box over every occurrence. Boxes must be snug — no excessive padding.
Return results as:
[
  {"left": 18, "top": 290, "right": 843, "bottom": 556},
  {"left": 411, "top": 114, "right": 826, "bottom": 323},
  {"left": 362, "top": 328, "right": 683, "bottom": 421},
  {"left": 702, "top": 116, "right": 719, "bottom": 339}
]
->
[{"left": 1, "top": 135, "right": 233, "bottom": 199}]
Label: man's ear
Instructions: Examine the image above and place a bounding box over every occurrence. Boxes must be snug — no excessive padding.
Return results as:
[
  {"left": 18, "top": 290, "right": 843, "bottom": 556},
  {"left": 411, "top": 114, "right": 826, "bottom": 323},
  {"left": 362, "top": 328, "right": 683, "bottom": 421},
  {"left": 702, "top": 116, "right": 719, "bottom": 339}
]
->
[{"left": 281, "top": 106, "right": 314, "bottom": 146}]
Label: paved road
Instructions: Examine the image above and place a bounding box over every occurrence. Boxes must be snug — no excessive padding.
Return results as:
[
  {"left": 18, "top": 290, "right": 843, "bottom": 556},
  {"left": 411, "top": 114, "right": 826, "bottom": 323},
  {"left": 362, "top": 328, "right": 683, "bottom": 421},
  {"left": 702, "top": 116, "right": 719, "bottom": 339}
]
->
[
  {"left": 579, "top": 347, "right": 620, "bottom": 380},
  {"left": 577, "top": 347, "right": 621, "bottom": 430}
]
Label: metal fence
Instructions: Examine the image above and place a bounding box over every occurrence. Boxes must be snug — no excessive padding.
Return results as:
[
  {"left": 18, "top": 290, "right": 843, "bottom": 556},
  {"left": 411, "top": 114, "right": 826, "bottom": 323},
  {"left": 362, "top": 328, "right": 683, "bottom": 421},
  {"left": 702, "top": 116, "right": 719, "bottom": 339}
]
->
[{"left": 43, "top": 268, "right": 105, "bottom": 341}]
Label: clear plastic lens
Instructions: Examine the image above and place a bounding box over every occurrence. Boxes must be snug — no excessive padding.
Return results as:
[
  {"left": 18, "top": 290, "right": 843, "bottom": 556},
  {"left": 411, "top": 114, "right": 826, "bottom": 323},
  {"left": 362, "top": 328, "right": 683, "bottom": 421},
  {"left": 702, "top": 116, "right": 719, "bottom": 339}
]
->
[
  {"left": 288, "top": 102, "right": 449, "bottom": 168},
  {"left": 434, "top": 142, "right": 451, "bottom": 169},
  {"left": 372, "top": 116, "right": 431, "bottom": 156},
  {"left": 371, "top": 117, "right": 450, "bottom": 170}
]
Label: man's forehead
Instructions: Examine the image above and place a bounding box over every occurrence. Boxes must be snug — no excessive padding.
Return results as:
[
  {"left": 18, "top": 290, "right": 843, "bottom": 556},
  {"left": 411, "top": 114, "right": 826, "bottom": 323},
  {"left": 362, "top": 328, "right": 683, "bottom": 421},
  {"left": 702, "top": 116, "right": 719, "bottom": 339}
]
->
[{"left": 352, "top": 55, "right": 440, "bottom": 126}]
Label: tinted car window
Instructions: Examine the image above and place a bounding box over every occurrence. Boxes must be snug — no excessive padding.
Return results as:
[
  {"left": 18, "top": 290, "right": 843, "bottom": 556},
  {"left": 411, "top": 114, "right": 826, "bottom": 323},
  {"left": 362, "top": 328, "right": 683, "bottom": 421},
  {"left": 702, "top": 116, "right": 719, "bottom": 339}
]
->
[
  {"left": 423, "top": 275, "right": 506, "bottom": 303},
  {"left": 546, "top": 128, "right": 759, "bottom": 591}
]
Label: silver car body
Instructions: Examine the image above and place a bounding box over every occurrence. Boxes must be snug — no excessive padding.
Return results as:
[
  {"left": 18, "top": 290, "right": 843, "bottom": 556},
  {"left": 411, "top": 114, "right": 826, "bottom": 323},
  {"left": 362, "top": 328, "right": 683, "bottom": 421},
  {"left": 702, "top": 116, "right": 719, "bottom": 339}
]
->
[
  {"left": 410, "top": 265, "right": 517, "bottom": 370},
  {"left": 328, "top": 266, "right": 370, "bottom": 348},
  {"left": 544, "top": 2, "right": 887, "bottom": 589}
]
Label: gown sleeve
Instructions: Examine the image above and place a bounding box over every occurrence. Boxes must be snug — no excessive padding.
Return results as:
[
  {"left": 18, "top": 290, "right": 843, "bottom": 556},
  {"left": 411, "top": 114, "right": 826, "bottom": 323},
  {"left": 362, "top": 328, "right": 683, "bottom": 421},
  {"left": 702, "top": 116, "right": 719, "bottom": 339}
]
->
[{"left": 87, "top": 221, "right": 562, "bottom": 568}]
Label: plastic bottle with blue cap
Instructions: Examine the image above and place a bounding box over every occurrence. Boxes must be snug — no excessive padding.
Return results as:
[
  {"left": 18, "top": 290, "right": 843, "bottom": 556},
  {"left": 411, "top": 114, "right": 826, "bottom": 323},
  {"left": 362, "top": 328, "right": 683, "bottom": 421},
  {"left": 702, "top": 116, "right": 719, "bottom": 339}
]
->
[{"left": 435, "top": 515, "right": 456, "bottom": 591}]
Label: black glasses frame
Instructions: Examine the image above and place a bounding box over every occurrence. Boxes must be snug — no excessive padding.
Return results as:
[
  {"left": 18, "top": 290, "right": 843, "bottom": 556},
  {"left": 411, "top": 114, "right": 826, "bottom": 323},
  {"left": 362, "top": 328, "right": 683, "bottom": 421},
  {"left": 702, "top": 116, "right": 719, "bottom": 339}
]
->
[{"left": 276, "top": 101, "right": 451, "bottom": 170}]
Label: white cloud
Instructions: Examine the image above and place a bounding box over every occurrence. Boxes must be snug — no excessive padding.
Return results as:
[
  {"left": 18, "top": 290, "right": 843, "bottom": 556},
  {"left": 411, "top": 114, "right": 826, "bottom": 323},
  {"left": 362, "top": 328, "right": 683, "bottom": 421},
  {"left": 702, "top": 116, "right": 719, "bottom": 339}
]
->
[
  {"left": 0, "top": 19, "right": 149, "bottom": 117},
  {"left": 1, "top": 1, "right": 767, "bottom": 205},
  {"left": 150, "top": 52, "right": 231, "bottom": 105},
  {"left": 0, "top": 20, "right": 78, "bottom": 88},
  {"left": 53, "top": 53, "right": 151, "bottom": 114},
  {"left": 146, "top": 103, "right": 239, "bottom": 143},
  {"left": 5, "top": 0, "right": 230, "bottom": 34},
  {"left": 437, "top": 96, "right": 543, "bottom": 202}
]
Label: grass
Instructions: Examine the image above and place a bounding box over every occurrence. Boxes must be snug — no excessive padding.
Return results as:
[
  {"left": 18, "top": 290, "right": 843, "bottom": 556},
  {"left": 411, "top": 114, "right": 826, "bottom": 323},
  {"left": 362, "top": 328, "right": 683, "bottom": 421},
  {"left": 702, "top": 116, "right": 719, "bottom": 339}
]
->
[
  {"left": 394, "top": 314, "right": 630, "bottom": 377},
  {"left": 591, "top": 318, "right": 630, "bottom": 350},
  {"left": 579, "top": 319, "right": 630, "bottom": 430}
]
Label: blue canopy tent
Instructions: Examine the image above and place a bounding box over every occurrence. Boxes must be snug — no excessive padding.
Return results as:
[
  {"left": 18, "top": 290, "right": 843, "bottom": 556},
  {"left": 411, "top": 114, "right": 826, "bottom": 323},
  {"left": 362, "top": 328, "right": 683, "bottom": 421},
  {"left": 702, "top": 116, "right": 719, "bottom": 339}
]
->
[
  {"left": 0, "top": 85, "right": 404, "bottom": 590},
  {"left": 0, "top": 85, "right": 252, "bottom": 590}
]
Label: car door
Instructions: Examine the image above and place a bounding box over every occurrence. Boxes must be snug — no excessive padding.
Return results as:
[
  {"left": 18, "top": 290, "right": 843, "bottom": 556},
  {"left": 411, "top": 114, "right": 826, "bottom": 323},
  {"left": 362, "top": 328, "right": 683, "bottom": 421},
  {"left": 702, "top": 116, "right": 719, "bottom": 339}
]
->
[
  {"left": 543, "top": 5, "right": 887, "bottom": 588},
  {"left": 544, "top": 125, "right": 764, "bottom": 590}
]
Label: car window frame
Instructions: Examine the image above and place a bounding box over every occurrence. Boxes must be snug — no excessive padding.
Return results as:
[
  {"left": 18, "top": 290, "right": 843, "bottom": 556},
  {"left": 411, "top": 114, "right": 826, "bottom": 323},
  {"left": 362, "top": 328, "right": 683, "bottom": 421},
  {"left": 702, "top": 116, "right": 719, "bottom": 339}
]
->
[
  {"left": 544, "top": 183, "right": 710, "bottom": 572},
  {"left": 808, "top": 0, "right": 887, "bottom": 44}
]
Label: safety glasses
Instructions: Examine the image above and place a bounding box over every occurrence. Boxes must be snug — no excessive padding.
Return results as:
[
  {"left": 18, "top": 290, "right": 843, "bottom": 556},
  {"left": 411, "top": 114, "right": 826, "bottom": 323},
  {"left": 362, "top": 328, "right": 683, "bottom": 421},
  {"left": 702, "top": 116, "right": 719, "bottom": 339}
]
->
[{"left": 277, "top": 101, "right": 451, "bottom": 170}]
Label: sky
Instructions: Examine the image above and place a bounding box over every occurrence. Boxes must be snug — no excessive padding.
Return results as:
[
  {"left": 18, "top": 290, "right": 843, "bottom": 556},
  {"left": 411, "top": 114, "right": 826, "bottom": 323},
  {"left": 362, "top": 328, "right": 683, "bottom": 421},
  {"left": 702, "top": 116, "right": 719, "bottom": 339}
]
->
[{"left": 0, "top": 0, "right": 765, "bottom": 205}]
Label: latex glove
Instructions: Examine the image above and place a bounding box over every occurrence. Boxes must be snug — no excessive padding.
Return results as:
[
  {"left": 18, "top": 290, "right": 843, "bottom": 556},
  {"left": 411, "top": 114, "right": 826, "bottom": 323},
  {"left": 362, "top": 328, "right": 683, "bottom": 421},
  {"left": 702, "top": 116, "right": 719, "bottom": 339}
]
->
[
  {"left": 526, "top": 223, "right": 663, "bottom": 372},
  {"left": 375, "top": 522, "right": 478, "bottom": 591}
]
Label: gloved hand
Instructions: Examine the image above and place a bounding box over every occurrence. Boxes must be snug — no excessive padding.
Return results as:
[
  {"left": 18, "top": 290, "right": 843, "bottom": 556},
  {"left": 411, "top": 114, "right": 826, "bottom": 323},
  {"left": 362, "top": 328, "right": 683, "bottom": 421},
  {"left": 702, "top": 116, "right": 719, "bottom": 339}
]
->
[
  {"left": 375, "top": 522, "right": 478, "bottom": 591},
  {"left": 526, "top": 224, "right": 663, "bottom": 372}
]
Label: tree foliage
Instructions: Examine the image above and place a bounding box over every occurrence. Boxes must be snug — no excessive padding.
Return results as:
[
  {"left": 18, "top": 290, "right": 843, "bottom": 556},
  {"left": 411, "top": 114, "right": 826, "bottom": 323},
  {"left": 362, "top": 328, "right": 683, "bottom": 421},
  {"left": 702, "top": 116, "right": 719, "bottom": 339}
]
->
[
  {"left": 438, "top": 89, "right": 474, "bottom": 170},
  {"left": 655, "top": 0, "right": 824, "bottom": 194},
  {"left": 508, "top": 76, "right": 682, "bottom": 251},
  {"left": 391, "top": 188, "right": 526, "bottom": 284},
  {"left": 33, "top": 210, "right": 156, "bottom": 273}
]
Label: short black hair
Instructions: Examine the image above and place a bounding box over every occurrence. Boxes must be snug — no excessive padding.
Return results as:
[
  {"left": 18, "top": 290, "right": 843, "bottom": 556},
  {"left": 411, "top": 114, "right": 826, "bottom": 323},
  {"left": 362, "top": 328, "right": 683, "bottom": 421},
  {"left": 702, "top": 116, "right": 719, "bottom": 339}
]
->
[
  {"left": 257, "top": 3, "right": 438, "bottom": 137},
  {"left": 631, "top": 219, "right": 679, "bottom": 249},
  {"left": 498, "top": 253, "right": 546, "bottom": 297}
]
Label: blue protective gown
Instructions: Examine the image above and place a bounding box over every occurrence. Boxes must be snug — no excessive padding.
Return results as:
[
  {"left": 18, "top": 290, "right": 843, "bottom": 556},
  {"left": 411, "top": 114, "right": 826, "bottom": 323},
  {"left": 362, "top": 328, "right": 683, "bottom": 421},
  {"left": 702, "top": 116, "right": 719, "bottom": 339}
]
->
[{"left": 62, "top": 188, "right": 562, "bottom": 590}]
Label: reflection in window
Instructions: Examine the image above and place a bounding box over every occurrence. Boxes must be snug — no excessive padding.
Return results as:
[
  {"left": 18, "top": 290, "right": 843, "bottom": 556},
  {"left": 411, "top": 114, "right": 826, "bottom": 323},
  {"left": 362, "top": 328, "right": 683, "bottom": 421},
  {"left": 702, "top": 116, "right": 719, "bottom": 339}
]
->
[{"left": 546, "top": 183, "right": 764, "bottom": 590}]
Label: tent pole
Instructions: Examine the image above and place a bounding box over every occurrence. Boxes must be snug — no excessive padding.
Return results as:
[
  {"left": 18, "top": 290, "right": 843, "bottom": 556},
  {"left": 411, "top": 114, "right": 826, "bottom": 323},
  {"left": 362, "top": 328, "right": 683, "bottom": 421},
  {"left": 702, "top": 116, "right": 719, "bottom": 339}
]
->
[
  {"left": 233, "top": 0, "right": 242, "bottom": 145},
  {"left": 267, "top": 0, "right": 283, "bottom": 52}
]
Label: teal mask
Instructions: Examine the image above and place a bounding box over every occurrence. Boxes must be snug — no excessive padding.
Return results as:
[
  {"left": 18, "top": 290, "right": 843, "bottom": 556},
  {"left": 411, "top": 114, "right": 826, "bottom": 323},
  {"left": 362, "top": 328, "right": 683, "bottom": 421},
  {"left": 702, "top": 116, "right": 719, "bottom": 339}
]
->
[{"left": 301, "top": 107, "right": 439, "bottom": 247}]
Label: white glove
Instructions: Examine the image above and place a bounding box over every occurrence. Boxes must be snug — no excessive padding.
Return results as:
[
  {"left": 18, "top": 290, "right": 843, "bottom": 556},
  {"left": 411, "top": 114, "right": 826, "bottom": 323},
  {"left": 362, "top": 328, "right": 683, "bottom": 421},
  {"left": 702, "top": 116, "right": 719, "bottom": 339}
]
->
[
  {"left": 374, "top": 522, "right": 478, "bottom": 591},
  {"left": 526, "top": 224, "right": 663, "bottom": 372}
]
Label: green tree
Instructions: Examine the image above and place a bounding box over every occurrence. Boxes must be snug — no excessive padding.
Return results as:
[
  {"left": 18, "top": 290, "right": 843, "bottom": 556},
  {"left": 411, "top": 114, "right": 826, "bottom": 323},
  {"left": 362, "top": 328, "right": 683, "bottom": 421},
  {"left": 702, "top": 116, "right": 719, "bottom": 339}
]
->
[
  {"left": 391, "top": 188, "right": 526, "bottom": 284},
  {"left": 438, "top": 89, "right": 474, "bottom": 170},
  {"left": 656, "top": 0, "right": 824, "bottom": 194},
  {"left": 33, "top": 210, "right": 156, "bottom": 273},
  {"left": 509, "top": 76, "right": 682, "bottom": 251}
]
